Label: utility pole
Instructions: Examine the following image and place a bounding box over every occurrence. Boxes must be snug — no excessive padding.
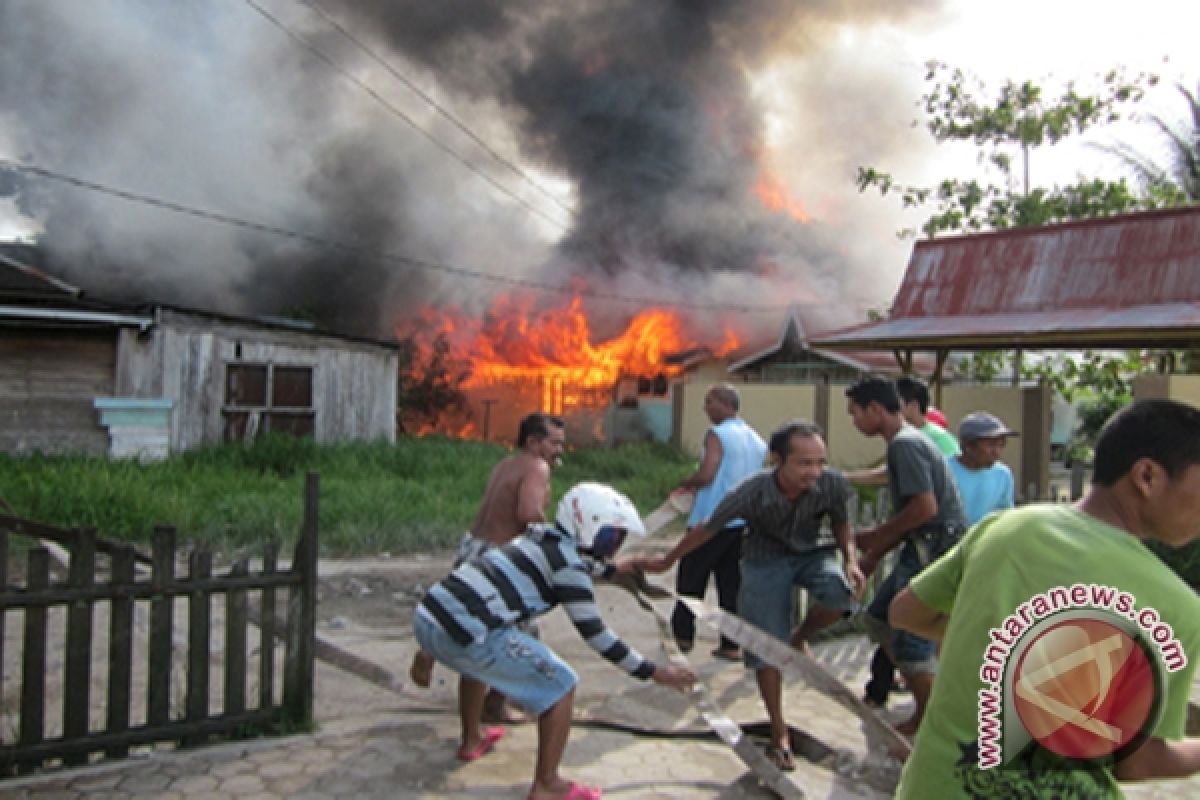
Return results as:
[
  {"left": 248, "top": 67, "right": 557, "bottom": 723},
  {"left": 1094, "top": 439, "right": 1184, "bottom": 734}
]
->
[{"left": 481, "top": 399, "right": 497, "bottom": 442}]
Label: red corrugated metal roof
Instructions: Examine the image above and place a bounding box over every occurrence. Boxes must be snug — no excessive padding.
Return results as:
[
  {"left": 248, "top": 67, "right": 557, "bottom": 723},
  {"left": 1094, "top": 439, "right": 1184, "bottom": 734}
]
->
[{"left": 813, "top": 205, "right": 1200, "bottom": 350}]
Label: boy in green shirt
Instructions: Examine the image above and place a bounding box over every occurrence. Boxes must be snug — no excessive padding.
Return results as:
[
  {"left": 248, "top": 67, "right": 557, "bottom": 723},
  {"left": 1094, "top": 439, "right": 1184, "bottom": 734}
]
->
[{"left": 891, "top": 399, "right": 1200, "bottom": 797}]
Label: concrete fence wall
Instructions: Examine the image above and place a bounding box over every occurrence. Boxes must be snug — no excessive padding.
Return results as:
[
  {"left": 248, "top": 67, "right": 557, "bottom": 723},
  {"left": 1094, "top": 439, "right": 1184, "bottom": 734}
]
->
[{"left": 673, "top": 382, "right": 1050, "bottom": 493}]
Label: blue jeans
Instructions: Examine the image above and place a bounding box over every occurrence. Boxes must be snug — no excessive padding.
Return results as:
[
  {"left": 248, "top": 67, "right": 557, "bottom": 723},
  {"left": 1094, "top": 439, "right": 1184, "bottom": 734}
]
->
[
  {"left": 414, "top": 609, "right": 576, "bottom": 716},
  {"left": 866, "top": 534, "right": 955, "bottom": 676},
  {"left": 738, "top": 549, "right": 857, "bottom": 670}
]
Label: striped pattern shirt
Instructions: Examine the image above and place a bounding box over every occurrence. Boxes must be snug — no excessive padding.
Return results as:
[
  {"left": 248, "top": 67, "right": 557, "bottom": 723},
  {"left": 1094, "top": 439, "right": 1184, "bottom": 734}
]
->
[
  {"left": 705, "top": 468, "right": 852, "bottom": 561},
  {"left": 418, "top": 524, "right": 655, "bottom": 680}
]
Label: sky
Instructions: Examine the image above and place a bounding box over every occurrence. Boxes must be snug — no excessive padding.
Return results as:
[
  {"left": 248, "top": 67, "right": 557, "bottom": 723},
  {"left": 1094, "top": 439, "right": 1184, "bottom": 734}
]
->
[{"left": 1, "top": 0, "right": 1198, "bottom": 343}]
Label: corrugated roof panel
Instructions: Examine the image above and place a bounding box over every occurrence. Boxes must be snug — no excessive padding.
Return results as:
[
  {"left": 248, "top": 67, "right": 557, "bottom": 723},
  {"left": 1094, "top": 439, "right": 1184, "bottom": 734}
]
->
[
  {"left": 891, "top": 207, "right": 1200, "bottom": 318},
  {"left": 815, "top": 206, "right": 1200, "bottom": 350}
]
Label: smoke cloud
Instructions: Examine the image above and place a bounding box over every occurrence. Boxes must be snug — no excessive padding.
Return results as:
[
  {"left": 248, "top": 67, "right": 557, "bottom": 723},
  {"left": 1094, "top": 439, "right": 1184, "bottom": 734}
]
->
[{"left": 0, "top": 0, "right": 944, "bottom": 340}]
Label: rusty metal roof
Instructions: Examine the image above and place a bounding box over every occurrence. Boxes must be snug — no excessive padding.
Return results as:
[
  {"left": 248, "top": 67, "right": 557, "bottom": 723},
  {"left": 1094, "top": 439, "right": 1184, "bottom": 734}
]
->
[{"left": 813, "top": 205, "right": 1200, "bottom": 350}]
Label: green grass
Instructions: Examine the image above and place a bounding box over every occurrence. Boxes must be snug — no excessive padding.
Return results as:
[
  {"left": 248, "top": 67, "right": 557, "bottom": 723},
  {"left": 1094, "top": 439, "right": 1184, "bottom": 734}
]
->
[{"left": 0, "top": 436, "right": 695, "bottom": 557}]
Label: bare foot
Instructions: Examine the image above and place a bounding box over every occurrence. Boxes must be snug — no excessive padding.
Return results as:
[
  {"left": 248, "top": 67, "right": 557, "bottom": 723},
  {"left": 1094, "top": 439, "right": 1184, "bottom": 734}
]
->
[{"left": 409, "top": 650, "right": 434, "bottom": 689}]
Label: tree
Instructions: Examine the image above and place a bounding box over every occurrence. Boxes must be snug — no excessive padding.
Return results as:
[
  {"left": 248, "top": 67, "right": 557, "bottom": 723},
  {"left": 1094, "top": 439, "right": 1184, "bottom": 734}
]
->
[
  {"left": 1099, "top": 81, "right": 1200, "bottom": 203},
  {"left": 396, "top": 332, "right": 471, "bottom": 435},
  {"left": 857, "top": 62, "right": 1164, "bottom": 238}
]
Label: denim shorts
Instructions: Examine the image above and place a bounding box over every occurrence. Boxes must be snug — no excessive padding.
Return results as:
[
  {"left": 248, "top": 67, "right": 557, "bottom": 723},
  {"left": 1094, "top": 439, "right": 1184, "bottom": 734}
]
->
[
  {"left": 866, "top": 534, "right": 955, "bottom": 676},
  {"left": 738, "top": 549, "right": 857, "bottom": 670},
  {"left": 413, "top": 609, "right": 576, "bottom": 716}
]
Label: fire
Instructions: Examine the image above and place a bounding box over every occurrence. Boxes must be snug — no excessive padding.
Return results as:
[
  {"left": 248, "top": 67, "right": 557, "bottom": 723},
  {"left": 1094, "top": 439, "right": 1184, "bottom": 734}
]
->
[
  {"left": 397, "top": 292, "right": 742, "bottom": 428},
  {"left": 753, "top": 171, "right": 810, "bottom": 223}
]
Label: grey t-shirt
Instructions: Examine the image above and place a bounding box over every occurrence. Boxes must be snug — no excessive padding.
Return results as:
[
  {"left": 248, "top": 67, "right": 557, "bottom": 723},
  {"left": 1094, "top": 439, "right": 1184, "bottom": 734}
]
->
[
  {"left": 705, "top": 468, "right": 852, "bottom": 561},
  {"left": 886, "top": 424, "right": 966, "bottom": 531}
]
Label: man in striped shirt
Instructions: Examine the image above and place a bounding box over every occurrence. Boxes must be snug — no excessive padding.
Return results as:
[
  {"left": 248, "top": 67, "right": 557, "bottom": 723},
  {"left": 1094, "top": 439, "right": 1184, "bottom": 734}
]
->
[{"left": 415, "top": 483, "right": 695, "bottom": 800}]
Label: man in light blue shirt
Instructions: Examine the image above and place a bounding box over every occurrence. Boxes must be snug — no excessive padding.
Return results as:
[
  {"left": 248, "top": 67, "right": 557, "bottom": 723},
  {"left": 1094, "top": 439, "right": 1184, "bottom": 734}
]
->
[
  {"left": 671, "top": 384, "right": 767, "bottom": 660},
  {"left": 947, "top": 411, "right": 1017, "bottom": 525}
]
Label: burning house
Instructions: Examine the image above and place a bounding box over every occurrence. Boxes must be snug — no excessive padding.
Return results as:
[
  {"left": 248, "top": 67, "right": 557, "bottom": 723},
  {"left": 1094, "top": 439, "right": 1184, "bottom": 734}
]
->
[
  {"left": 398, "top": 292, "right": 742, "bottom": 445},
  {"left": 0, "top": 2, "right": 922, "bottom": 452}
]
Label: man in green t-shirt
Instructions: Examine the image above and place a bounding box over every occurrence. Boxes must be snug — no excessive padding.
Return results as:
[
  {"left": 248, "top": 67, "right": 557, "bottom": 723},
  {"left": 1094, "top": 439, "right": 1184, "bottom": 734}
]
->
[
  {"left": 890, "top": 399, "right": 1200, "bottom": 798},
  {"left": 895, "top": 376, "right": 960, "bottom": 457}
]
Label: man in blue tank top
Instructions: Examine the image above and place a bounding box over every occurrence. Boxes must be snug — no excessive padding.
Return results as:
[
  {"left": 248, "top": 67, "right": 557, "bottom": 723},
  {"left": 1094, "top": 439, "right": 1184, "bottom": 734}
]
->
[{"left": 671, "top": 384, "right": 767, "bottom": 660}]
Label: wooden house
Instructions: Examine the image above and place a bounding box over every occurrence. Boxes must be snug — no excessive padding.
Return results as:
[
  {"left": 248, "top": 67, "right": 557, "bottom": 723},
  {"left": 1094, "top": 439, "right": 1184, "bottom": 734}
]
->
[{"left": 0, "top": 246, "right": 398, "bottom": 459}]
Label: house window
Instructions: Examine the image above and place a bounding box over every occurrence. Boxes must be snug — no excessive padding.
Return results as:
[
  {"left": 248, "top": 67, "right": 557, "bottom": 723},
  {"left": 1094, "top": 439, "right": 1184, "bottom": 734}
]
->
[{"left": 223, "top": 363, "right": 315, "bottom": 441}]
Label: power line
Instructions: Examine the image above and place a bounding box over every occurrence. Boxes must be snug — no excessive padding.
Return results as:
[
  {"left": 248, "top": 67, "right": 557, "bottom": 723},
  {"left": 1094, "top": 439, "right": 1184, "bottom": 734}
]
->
[
  {"left": 0, "top": 159, "right": 793, "bottom": 313},
  {"left": 298, "top": 0, "right": 576, "bottom": 221},
  {"left": 243, "top": 0, "right": 571, "bottom": 232}
]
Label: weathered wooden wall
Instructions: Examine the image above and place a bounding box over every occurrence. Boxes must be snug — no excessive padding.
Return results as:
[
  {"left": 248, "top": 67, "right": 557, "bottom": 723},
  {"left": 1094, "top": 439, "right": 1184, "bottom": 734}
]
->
[
  {"left": 115, "top": 310, "right": 397, "bottom": 452},
  {"left": 0, "top": 330, "right": 114, "bottom": 455}
]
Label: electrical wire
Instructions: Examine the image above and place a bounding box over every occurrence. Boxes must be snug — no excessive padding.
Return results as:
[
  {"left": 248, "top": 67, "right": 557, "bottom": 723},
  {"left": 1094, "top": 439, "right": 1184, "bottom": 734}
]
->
[
  {"left": 0, "top": 159, "right": 793, "bottom": 313},
  {"left": 243, "top": 0, "right": 571, "bottom": 233},
  {"left": 298, "top": 0, "right": 576, "bottom": 221}
]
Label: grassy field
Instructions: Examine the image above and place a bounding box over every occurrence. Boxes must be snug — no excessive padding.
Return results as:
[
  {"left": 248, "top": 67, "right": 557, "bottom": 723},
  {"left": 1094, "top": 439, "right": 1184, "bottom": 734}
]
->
[
  {"left": 4, "top": 435, "right": 1199, "bottom": 589},
  {"left": 0, "top": 435, "right": 695, "bottom": 556}
]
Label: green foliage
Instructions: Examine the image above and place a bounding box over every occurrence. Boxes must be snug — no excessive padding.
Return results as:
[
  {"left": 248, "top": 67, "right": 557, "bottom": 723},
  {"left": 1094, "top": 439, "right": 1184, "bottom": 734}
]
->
[
  {"left": 1021, "top": 351, "right": 1145, "bottom": 403},
  {"left": 857, "top": 62, "right": 1173, "bottom": 239},
  {"left": 0, "top": 438, "right": 695, "bottom": 556},
  {"left": 396, "top": 332, "right": 471, "bottom": 434},
  {"left": 1100, "top": 82, "right": 1200, "bottom": 202}
]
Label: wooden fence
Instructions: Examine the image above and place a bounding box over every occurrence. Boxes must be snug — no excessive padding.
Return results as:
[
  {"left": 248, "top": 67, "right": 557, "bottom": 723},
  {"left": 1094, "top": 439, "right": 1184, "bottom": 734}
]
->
[{"left": 0, "top": 473, "right": 319, "bottom": 776}]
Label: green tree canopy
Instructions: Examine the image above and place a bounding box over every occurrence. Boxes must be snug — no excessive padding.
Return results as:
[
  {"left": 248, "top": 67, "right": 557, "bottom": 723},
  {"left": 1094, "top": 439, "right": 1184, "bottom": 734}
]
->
[{"left": 857, "top": 62, "right": 1168, "bottom": 238}]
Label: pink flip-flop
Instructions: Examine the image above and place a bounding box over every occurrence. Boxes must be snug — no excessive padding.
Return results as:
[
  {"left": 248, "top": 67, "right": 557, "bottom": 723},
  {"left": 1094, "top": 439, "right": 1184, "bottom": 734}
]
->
[
  {"left": 456, "top": 725, "right": 505, "bottom": 762},
  {"left": 527, "top": 781, "right": 602, "bottom": 800}
]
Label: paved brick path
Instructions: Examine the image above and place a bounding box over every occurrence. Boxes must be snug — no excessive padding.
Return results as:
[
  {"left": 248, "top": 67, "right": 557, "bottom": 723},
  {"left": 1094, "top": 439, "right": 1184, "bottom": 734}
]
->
[{"left": 4, "top": 556, "right": 1198, "bottom": 799}]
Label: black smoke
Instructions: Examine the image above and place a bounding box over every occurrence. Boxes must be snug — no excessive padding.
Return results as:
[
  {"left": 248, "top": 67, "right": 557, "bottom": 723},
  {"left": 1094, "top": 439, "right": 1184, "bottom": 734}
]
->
[{"left": 0, "top": 0, "right": 941, "bottom": 339}]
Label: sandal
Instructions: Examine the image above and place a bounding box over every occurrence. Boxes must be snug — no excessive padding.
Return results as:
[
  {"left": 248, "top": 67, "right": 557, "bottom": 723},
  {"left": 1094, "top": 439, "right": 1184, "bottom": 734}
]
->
[
  {"left": 527, "top": 780, "right": 602, "bottom": 800},
  {"left": 764, "top": 743, "right": 796, "bottom": 772},
  {"left": 457, "top": 725, "right": 505, "bottom": 762}
]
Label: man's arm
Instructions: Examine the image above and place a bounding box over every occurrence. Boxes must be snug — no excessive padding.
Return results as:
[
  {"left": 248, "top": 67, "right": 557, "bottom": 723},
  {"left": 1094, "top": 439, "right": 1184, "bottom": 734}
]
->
[
  {"left": 844, "top": 464, "right": 888, "bottom": 486},
  {"left": 514, "top": 460, "right": 552, "bottom": 526},
  {"left": 679, "top": 430, "right": 722, "bottom": 490},
  {"left": 857, "top": 490, "right": 937, "bottom": 568},
  {"left": 625, "top": 523, "right": 716, "bottom": 574},
  {"left": 833, "top": 519, "right": 866, "bottom": 597},
  {"left": 1116, "top": 737, "right": 1200, "bottom": 781},
  {"left": 889, "top": 586, "right": 948, "bottom": 642}
]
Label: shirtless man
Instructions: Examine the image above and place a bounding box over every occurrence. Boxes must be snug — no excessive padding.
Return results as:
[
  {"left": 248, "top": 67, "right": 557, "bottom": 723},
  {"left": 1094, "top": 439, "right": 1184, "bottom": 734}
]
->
[
  {"left": 467, "top": 412, "right": 565, "bottom": 549},
  {"left": 409, "top": 412, "right": 566, "bottom": 725}
]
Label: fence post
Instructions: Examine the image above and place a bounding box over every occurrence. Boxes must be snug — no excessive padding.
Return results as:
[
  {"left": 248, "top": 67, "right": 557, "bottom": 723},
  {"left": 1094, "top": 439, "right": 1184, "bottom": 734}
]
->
[
  {"left": 63, "top": 528, "right": 97, "bottom": 766},
  {"left": 18, "top": 547, "right": 50, "bottom": 773},
  {"left": 0, "top": 528, "right": 7, "bottom": 741},
  {"left": 184, "top": 548, "right": 213, "bottom": 748},
  {"left": 259, "top": 541, "right": 279, "bottom": 711},
  {"left": 106, "top": 546, "right": 136, "bottom": 759},
  {"left": 284, "top": 473, "right": 318, "bottom": 727},
  {"left": 225, "top": 560, "right": 249, "bottom": 716},
  {"left": 148, "top": 526, "right": 177, "bottom": 728}
]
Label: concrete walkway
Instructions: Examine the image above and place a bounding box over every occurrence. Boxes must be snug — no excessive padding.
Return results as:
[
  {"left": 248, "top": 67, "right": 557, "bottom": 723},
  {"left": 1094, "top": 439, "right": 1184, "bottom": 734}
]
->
[
  {"left": 3, "top": 555, "right": 1199, "bottom": 799},
  {"left": 1, "top": 561, "right": 900, "bottom": 800}
]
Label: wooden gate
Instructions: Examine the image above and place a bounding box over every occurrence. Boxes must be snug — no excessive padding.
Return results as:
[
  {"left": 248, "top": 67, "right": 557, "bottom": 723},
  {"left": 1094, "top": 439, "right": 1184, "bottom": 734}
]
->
[{"left": 0, "top": 473, "right": 319, "bottom": 776}]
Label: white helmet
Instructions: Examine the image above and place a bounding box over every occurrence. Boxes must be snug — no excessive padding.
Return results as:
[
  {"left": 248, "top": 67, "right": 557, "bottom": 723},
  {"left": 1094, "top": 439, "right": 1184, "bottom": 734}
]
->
[{"left": 555, "top": 482, "right": 646, "bottom": 557}]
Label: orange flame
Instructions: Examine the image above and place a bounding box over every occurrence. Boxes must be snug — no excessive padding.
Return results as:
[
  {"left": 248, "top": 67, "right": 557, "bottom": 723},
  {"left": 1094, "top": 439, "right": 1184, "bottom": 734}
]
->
[
  {"left": 753, "top": 171, "right": 809, "bottom": 223},
  {"left": 397, "top": 292, "right": 741, "bottom": 422}
]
